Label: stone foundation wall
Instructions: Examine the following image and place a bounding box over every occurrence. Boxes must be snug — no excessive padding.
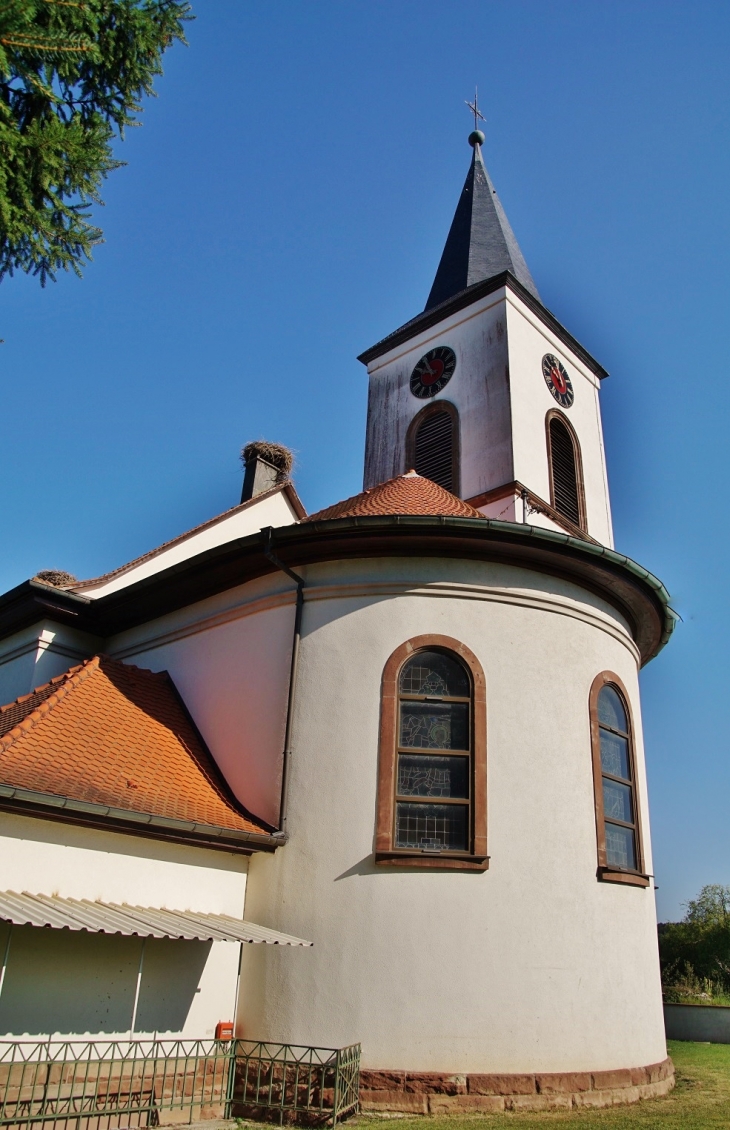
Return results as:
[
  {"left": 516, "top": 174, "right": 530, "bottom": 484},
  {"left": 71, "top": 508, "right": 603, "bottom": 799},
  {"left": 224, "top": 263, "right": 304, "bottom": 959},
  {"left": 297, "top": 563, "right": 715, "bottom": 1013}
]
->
[{"left": 360, "top": 1057, "right": 674, "bottom": 1114}]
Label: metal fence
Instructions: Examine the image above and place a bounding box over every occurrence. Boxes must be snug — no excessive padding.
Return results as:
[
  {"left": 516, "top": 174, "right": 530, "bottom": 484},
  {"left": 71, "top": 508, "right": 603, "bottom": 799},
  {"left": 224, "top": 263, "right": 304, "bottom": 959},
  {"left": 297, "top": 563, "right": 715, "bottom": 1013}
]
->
[
  {"left": 232, "top": 1041, "right": 360, "bottom": 1125},
  {"left": 0, "top": 1038, "right": 360, "bottom": 1129}
]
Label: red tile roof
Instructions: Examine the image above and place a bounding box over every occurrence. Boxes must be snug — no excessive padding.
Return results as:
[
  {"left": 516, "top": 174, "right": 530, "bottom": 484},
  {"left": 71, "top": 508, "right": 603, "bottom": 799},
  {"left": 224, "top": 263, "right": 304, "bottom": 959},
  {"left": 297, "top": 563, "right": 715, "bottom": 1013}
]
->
[
  {"left": 0, "top": 656, "right": 269, "bottom": 835},
  {"left": 304, "top": 473, "right": 486, "bottom": 522}
]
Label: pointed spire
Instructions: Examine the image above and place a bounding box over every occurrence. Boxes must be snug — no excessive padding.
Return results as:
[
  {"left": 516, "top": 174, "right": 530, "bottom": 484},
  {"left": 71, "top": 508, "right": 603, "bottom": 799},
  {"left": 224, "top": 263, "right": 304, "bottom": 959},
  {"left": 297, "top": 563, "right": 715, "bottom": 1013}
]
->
[{"left": 425, "top": 133, "right": 540, "bottom": 311}]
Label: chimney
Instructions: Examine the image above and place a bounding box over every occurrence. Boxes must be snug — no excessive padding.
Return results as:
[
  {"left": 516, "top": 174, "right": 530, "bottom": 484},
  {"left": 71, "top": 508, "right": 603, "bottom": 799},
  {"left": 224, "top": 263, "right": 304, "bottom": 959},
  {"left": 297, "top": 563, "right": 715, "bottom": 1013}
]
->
[{"left": 240, "top": 441, "right": 294, "bottom": 503}]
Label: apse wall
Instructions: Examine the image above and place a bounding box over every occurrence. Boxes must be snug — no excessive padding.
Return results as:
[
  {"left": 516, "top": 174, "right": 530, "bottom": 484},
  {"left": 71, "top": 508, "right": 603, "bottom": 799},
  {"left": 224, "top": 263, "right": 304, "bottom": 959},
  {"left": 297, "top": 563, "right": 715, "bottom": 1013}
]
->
[{"left": 239, "top": 555, "right": 665, "bottom": 1075}]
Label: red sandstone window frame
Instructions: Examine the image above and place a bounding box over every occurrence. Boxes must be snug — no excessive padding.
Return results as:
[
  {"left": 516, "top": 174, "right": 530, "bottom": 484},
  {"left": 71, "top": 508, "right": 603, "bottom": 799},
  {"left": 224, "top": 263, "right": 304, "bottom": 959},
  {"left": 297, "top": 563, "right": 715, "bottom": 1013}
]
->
[
  {"left": 589, "top": 671, "right": 649, "bottom": 888},
  {"left": 375, "top": 634, "right": 488, "bottom": 871},
  {"left": 545, "top": 409, "right": 587, "bottom": 531}
]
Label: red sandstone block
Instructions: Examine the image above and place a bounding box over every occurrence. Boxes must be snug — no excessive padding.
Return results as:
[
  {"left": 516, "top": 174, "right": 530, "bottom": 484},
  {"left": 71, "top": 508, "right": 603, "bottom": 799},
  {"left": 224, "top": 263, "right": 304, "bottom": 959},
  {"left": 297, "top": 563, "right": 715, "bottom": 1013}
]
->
[
  {"left": 536, "top": 1072, "right": 591, "bottom": 1094},
  {"left": 467, "top": 1073, "right": 536, "bottom": 1095},
  {"left": 359, "top": 1070, "right": 406, "bottom": 1091},
  {"left": 405, "top": 1072, "right": 466, "bottom": 1094},
  {"left": 630, "top": 1066, "right": 650, "bottom": 1086},
  {"left": 429, "top": 1094, "right": 505, "bottom": 1114},
  {"left": 646, "top": 1058, "right": 672, "bottom": 1083},
  {"left": 592, "top": 1068, "right": 632, "bottom": 1090},
  {"left": 506, "top": 1093, "right": 572, "bottom": 1111},
  {"left": 638, "top": 1077, "right": 675, "bottom": 1101},
  {"left": 575, "top": 1085, "right": 641, "bottom": 1109},
  {"left": 359, "top": 1090, "right": 428, "bottom": 1114}
]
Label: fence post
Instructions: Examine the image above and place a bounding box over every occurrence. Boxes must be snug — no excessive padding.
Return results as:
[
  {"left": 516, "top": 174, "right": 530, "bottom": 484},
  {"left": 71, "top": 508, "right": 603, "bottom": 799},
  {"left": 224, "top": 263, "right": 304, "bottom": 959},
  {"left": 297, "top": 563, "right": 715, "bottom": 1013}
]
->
[
  {"left": 332, "top": 1049, "right": 340, "bottom": 1126},
  {"left": 224, "top": 1038, "right": 238, "bottom": 1118}
]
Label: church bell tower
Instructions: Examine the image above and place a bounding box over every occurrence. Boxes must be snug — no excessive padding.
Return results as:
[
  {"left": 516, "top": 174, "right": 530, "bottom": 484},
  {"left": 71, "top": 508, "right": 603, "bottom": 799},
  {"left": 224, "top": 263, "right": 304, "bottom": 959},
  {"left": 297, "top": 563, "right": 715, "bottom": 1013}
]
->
[{"left": 359, "top": 128, "right": 614, "bottom": 547}]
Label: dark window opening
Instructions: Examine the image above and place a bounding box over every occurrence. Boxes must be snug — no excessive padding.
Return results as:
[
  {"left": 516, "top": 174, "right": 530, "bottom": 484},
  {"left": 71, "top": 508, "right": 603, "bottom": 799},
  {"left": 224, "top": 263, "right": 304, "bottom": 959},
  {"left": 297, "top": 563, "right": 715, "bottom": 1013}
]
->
[
  {"left": 414, "top": 410, "right": 454, "bottom": 491},
  {"left": 548, "top": 415, "right": 581, "bottom": 526}
]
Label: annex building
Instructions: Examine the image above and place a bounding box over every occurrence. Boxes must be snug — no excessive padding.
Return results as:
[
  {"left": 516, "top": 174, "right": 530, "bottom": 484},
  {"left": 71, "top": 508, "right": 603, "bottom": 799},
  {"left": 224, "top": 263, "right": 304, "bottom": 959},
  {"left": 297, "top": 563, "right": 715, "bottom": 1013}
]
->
[{"left": 0, "top": 128, "right": 676, "bottom": 1114}]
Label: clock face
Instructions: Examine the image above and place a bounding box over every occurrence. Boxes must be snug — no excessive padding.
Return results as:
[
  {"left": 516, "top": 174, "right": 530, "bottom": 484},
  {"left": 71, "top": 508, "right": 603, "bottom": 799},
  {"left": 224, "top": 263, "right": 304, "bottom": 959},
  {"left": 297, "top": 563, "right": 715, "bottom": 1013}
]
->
[
  {"left": 542, "top": 354, "right": 574, "bottom": 408},
  {"left": 410, "top": 346, "right": 456, "bottom": 399}
]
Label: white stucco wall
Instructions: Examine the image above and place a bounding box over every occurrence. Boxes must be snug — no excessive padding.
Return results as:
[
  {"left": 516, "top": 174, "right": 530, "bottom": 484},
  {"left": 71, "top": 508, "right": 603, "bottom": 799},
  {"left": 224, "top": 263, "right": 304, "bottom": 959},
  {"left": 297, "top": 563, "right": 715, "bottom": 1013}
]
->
[
  {"left": 362, "top": 287, "right": 614, "bottom": 546},
  {"left": 505, "top": 292, "right": 614, "bottom": 547},
  {"left": 0, "top": 623, "right": 102, "bottom": 705},
  {"left": 79, "top": 487, "right": 300, "bottom": 598},
  {"left": 363, "top": 291, "right": 511, "bottom": 498},
  {"left": 107, "top": 573, "right": 295, "bottom": 828},
  {"left": 235, "top": 556, "right": 665, "bottom": 1074},
  {"left": 0, "top": 813, "right": 247, "bottom": 1040}
]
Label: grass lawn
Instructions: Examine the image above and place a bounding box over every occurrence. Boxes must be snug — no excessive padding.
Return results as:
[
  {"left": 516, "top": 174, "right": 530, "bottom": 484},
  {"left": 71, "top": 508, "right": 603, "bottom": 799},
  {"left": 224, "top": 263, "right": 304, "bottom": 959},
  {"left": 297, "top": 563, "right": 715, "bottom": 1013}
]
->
[{"left": 358, "top": 1042, "right": 730, "bottom": 1128}]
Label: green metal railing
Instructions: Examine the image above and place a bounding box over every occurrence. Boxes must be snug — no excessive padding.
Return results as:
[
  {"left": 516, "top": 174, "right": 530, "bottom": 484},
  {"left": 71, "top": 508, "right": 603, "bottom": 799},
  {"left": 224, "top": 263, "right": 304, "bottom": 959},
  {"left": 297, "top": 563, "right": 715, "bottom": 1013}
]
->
[
  {"left": 232, "top": 1041, "right": 360, "bottom": 1125},
  {"left": 0, "top": 1038, "right": 360, "bottom": 1128}
]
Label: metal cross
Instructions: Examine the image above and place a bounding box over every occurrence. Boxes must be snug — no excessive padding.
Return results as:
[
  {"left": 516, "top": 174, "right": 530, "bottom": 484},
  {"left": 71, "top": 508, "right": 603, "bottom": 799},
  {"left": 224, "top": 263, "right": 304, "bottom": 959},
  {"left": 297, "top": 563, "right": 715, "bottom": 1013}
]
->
[{"left": 465, "top": 88, "right": 486, "bottom": 132}]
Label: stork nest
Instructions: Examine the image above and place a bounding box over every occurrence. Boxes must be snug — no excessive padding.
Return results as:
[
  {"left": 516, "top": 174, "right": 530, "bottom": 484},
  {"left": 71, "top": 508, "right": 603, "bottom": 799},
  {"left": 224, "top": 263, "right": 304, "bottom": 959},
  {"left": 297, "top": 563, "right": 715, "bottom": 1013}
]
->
[
  {"left": 240, "top": 440, "right": 294, "bottom": 478},
  {"left": 34, "top": 569, "right": 77, "bottom": 587}
]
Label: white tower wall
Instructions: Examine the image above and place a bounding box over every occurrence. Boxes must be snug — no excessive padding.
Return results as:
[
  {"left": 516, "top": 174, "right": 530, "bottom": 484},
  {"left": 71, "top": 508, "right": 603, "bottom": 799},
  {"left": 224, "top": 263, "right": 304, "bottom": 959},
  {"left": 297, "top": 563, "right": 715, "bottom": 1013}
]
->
[
  {"left": 362, "top": 285, "right": 613, "bottom": 545},
  {"left": 363, "top": 293, "right": 511, "bottom": 499}
]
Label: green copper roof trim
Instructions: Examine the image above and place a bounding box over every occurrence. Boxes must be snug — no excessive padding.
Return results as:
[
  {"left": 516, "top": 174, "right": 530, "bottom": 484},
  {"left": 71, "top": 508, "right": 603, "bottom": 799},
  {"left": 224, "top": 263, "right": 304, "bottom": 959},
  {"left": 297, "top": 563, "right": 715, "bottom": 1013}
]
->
[
  {"left": 0, "top": 513, "right": 675, "bottom": 665},
  {"left": 291, "top": 514, "right": 676, "bottom": 658}
]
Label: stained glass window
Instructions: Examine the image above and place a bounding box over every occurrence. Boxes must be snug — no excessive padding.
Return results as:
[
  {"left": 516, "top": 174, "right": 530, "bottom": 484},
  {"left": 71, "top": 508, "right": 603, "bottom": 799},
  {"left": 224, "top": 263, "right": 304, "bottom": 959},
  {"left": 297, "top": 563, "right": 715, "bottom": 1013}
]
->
[
  {"left": 395, "top": 651, "right": 471, "bottom": 854},
  {"left": 597, "top": 683, "right": 639, "bottom": 872}
]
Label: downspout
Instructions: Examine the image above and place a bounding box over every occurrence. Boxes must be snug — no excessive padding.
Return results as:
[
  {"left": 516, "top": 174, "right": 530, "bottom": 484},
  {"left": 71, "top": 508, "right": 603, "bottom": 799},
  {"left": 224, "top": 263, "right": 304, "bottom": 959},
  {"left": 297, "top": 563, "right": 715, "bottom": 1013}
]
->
[{"left": 263, "top": 526, "right": 305, "bottom": 836}]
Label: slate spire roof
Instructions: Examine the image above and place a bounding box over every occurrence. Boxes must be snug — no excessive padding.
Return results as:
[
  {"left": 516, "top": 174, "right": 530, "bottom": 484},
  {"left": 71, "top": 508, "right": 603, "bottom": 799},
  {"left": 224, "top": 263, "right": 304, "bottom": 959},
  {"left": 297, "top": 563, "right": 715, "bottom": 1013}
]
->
[{"left": 425, "top": 137, "right": 540, "bottom": 311}]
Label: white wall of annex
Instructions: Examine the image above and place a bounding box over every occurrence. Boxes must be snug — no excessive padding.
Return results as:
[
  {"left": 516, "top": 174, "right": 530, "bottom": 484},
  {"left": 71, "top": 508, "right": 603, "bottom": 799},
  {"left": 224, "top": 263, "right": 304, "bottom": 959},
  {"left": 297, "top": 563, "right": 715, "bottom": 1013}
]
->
[
  {"left": 0, "top": 814, "right": 246, "bottom": 1039},
  {"left": 0, "top": 622, "right": 101, "bottom": 705},
  {"left": 108, "top": 576, "right": 294, "bottom": 828},
  {"left": 505, "top": 296, "right": 614, "bottom": 546},
  {"left": 239, "top": 556, "right": 664, "bottom": 1075},
  {"left": 81, "top": 489, "right": 299, "bottom": 598},
  {"left": 363, "top": 294, "right": 511, "bottom": 499}
]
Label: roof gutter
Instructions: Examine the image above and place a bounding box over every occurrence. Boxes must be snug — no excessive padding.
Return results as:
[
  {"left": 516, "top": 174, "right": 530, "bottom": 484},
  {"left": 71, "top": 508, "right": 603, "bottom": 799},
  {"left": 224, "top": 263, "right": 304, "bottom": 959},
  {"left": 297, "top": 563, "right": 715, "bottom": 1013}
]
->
[
  {"left": 0, "top": 515, "right": 676, "bottom": 666},
  {"left": 0, "top": 783, "right": 282, "bottom": 855},
  {"left": 262, "top": 526, "right": 305, "bottom": 836}
]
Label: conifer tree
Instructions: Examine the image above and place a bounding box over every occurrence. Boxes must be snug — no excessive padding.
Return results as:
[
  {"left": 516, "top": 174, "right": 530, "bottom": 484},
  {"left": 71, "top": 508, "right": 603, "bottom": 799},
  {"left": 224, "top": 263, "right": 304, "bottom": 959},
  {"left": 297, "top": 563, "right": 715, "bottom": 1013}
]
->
[{"left": 0, "top": 0, "right": 191, "bottom": 285}]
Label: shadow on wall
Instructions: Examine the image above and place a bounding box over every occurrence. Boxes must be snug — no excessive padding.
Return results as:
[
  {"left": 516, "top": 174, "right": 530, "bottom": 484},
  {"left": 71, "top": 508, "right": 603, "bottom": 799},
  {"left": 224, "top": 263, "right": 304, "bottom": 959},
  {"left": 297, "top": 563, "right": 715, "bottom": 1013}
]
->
[{"left": 0, "top": 924, "right": 210, "bottom": 1036}]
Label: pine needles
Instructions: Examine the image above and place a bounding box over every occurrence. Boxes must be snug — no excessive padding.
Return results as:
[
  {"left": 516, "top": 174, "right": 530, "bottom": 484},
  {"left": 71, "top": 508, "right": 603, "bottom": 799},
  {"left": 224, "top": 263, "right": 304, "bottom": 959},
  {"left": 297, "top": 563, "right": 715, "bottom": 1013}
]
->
[{"left": 0, "top": 0, "right": 192, "bottom": 284}]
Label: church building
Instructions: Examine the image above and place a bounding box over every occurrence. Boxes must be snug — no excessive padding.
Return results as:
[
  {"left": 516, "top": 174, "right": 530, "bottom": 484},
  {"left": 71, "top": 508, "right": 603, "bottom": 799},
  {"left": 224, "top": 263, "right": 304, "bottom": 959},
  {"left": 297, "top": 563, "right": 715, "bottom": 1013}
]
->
[{"left": 0, "top": 127, "right": 675, "bottom": 1113}]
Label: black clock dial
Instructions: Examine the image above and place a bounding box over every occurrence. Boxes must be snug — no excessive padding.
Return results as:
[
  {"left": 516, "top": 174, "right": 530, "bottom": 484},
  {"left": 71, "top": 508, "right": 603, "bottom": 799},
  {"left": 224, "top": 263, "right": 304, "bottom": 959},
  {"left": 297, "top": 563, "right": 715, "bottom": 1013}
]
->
[
  {"left": 410, "top": 346, "right": 456, "bottom": 399},
  {"left": 542, "top": 354, "right": 574, "bottom": 408}
]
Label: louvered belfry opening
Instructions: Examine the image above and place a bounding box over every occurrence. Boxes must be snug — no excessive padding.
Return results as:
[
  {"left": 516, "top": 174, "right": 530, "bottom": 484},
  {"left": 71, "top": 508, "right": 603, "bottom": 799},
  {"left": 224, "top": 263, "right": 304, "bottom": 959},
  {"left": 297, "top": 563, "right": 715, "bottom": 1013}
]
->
[
  {"left": 549, "top": 415, "right": 582, "bottom": 527},
  {"left": 413, "top": 409, "right": 455, "bottom": 492}
]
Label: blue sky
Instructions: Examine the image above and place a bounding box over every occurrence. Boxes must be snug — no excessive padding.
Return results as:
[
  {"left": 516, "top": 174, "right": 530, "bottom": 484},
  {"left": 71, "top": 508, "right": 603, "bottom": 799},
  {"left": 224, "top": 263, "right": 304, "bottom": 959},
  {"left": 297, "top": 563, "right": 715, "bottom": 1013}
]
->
[{"left": 1, "top": 1, "right": 728, "bottom": 919}]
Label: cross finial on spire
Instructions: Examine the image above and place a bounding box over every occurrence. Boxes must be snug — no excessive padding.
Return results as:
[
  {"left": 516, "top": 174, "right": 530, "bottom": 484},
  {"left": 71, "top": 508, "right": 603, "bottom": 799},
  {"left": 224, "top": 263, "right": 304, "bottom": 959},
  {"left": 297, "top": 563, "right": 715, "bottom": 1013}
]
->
[
  {"left": 465, "top": 88, "right": 485, "bottom": 132},
  {"left": 465, "top": 88, "right": 486, "bottom": 148}
]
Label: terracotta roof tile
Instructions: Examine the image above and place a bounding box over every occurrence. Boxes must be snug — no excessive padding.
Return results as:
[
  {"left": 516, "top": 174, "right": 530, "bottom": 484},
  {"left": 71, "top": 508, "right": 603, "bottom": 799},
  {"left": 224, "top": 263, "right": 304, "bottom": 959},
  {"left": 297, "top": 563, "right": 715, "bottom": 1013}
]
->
[
  {"left": 0, "top": 657, "right": 269, "bottom": 835},
  {"left": 304, "top": 473, "right": 486, "bottom": 522}
]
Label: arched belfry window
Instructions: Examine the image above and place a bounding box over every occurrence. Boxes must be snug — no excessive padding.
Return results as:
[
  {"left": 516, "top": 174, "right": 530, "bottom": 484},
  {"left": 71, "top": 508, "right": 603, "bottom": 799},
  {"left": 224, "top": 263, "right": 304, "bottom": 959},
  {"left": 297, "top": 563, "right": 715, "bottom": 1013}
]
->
[
  {"left": 406, "top": 403, "right": 460, "bottom": 495},
  {"left": 546, "top": 411, "right": 586, "bottom": 530},
  {"left": 376, "top": 635, "right": 487, "bottom": 871},
  {"left": 589, "top": 673, "right": 647, "bottom": 887}
]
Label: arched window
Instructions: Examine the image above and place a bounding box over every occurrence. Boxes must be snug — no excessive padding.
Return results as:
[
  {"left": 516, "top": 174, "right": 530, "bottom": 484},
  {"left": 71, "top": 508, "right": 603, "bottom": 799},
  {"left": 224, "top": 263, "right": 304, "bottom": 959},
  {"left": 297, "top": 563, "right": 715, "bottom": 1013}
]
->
[
  {"left": 589, "top": 673, "right": 647, "bottom": 886},
  {"left": 406, "top": 403, "right": 460, "bottom": 494},
  {"left": 376, "top": 635, "right": 487, "bottom": 870},
  {"left": 546, "top": 411, "right": 586, "bottom": 530}
]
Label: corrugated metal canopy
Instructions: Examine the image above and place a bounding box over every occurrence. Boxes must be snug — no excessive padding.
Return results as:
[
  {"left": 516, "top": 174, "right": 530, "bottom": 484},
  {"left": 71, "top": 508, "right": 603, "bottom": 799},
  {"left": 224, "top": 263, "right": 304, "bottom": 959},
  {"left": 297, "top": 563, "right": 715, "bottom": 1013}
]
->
[{"left": 0, "top": 891, "right": 311, "bottom": 946}]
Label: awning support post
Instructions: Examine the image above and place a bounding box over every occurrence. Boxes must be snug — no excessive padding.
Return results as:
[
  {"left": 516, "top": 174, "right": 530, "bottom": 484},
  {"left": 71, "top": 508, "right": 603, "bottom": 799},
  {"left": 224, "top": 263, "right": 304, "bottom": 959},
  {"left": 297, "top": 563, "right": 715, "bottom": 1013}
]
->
[
  {"left": 0, "top": 924, "right": 12, "bottom": 1003},
  {"left": 130, "top": 936, "right": 146, "bottom": 1035}
]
